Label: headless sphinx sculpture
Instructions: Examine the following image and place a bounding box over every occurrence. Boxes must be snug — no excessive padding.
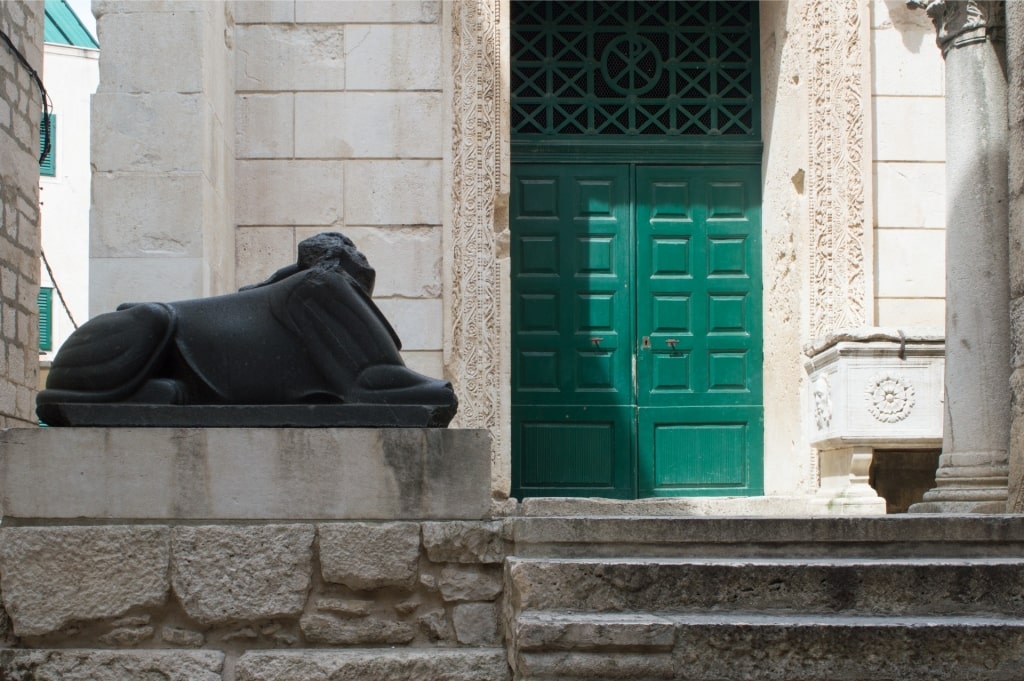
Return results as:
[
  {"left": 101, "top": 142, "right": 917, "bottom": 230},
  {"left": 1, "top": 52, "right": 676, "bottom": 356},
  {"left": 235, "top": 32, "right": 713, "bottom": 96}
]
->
[{"left": 37, "top": 232, "right": 458, "bottom": 427}]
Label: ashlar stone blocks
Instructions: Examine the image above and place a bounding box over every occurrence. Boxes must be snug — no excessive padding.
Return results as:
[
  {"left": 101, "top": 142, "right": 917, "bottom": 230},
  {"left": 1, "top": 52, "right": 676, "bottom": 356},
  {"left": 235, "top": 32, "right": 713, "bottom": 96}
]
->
[
  {"left": 0, "top": 526, "right": 169, "bottom": 637},
  {"left": 171, "top": 525, "right": 315, "bottom": 626}
]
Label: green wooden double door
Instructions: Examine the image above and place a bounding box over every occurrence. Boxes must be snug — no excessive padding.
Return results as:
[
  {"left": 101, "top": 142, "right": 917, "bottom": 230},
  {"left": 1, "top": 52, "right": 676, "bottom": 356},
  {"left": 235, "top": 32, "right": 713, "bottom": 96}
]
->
[{"left": 511, "top": 163, "right": 764, "bottom": 499}]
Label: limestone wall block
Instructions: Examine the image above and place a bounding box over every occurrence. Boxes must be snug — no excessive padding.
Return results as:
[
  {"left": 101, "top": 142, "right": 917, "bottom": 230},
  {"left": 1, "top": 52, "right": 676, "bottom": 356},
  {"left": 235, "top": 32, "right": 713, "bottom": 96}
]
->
[
  {"left": 171, "top": 525, "right": 314, "bottom": 626},
  {"left": 91, "top": 173, "right": 206, "bottom": 258},
  {"left": 94, "top": 1, "right": 209, "bottom": 14},
  {"left": 873, "top": 97, "right": 945, "bottom": 161},
  {"left": 874, "top": 229, "right": 945, "bottom": 298},
  {"left": 318, "top": 522, "right": 421, "bottom": 590},
  {"left": 0, "top": 649, "right": 224, "bottom": 681},
  {"left": 96, "top": 9, "right": 203, "bottom": 94},
  {"left": 875, "top": 298, "right": 945, "bottom": 327},
  {"left": 375, "top": 298, "right": 443, "bottom": 351},
  {"left": 236, "top": 24, "right": 345, "bottom": 92},
  {"left": 297, "top": 1, "right": 440, "bottom": 24},
  {"left": 89, "top": 256, "right": 204, "bottom": 315},
  {"left": 345, "top": 160, "right": 441, "bottom": 226},
  {"left": 235, "top": 650, "right": 511, "bottom": 681},
  {"left": 236, "top": 94, "right": 294, "bottom": 159},
  {"left": 401, "top": 350, "right": 445, "bottom": 380},
  {"left": 91, "top": 93, "right": 204, "bottom": 173},
  {"left": 233, "top": 1, "right": 294, "bottom": 24},
  {"left": 874, "top": 163, "right": 945, "bottom": 228},
  {"left": 422, "top": 521, "right": 506, "bottom": 564},
  {"left": 453, "top": 601, "right": 500, "bottom": 645},
  {"left": 0, "top": 526, "right": 169, "bottom": 637},
  {"left": 870, "top": 23, "right": 944, "bottom": 96},
  {"left": 344, "top": 24, "right": 442, "bottom": 91},
  {"left": 235, "top": 226, "right": 296, "bottom": 287},
  {"left": 437, "top": 564, "right": 503, "bottom": 602},
  {"left": 236, "top": 160, "right": 344, "bottom": 226},
  {"left": 295, "top": 92, "right": 442, "bottom": 159},
  {"left": 297, "top": 225, "right": 441, "bottom": 298}
]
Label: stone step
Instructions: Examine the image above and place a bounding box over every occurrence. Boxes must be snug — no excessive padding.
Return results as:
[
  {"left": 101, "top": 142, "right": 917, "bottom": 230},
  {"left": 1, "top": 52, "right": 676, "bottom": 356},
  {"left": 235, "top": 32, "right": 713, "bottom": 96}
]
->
[
  {"left": 512, "top": 612, "right": 1024, "bottom": 681},
  {"left": 510, "top": 515, "right": 1024, "bottom": 558},
  {"left": 235, "top": 649, "right": 510, "bottom": 681},
  {"left": 508, "top": 556, "right": 1024, "bottom": 617}
]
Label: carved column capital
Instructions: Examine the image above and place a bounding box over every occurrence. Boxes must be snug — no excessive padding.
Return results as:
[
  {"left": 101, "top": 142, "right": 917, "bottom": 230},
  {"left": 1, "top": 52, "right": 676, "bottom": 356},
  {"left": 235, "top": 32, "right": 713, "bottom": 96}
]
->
[{"left": 907, "top": 0, "right": 1005, "bottom": 55}]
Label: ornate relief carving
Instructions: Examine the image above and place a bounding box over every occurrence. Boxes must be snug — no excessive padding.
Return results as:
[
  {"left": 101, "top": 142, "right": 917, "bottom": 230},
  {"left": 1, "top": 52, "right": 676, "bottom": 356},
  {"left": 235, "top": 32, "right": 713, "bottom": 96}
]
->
[
  {"left": 865, "top": 372, "right": 916, "bottom": 423},
  {"left": 812, "top": 374, "right": 833, "bottom": 431},
  {"left": 907, "top": 0, "right": 1005, "bottom": 54},
  {"left": 805, "top": 0, "right": 869, "bottom": 338},
  {"left": 446, "top": 0, "right": 502, "bottom": 442}
]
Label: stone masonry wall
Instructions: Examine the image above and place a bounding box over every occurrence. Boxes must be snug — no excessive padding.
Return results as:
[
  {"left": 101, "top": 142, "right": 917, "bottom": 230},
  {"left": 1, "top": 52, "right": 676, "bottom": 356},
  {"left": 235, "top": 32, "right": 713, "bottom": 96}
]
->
[
  {"left": 232, "top": 1, "right": 445, "bottom": 380},
  {"left": 0, "top": 521, "right": 511, "bottom": 680},
  {"left": 1007, "top": 8, "right": 1024, "bottom": 513},
  {"left": 0, "top": 1, "right": 43, "bottom": 428}
]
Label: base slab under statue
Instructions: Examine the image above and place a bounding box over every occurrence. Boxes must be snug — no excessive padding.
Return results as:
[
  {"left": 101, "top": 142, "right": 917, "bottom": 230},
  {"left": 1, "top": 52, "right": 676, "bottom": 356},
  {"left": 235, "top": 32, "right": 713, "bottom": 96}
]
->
[
  {"left": 0, "top": 427, "right": 491, "bottom": 520},
  {"left": 37, "top": 403, "right": 457, "bottom": 429}
]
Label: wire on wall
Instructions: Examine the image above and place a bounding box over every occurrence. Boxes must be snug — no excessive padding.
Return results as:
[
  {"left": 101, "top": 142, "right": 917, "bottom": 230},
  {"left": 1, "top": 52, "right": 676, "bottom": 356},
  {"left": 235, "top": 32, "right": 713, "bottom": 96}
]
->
[
  {"left": 0, "top": 26, "right": 52, "bottom": 162},
  {"left": 40, "top": 250, "right": 78, "bottom": 330}
]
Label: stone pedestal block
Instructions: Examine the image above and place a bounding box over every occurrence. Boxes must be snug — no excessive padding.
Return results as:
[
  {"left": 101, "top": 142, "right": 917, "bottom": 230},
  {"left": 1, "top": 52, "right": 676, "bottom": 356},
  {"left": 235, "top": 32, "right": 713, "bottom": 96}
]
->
[
  {"left": 0, "top": 428, "right": 491, "bottom": 520},
  {"left": 804, "top": 329, "right": 944, "bottom": 514}
]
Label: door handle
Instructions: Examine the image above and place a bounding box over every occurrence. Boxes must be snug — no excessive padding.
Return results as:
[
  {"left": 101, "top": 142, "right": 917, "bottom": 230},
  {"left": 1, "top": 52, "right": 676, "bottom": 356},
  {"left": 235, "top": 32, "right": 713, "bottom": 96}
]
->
[
  {"left": 666, "top": 338, "right": 679, "bottom": 350},
  {"left": 590, "top": 337, "right": 603, "bottom": 348}
]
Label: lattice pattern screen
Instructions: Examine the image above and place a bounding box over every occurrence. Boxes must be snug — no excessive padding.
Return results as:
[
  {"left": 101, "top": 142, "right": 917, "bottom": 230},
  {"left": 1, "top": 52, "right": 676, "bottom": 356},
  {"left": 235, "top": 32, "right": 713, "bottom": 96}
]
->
[{"left": 511, "top": 1, "right": 758, "bottom": 138}]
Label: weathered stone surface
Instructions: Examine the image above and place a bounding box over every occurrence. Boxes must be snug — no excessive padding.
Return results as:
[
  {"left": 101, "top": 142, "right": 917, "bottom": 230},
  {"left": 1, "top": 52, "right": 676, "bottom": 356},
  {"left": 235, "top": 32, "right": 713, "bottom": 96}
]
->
[
  {"left": 98, "top": 625, "right": 154, "bottom": 646},
  {"left": 0, "top": 526, "right": 169, "bottom": 637},
  {"left": 313, "top": 597, "right": 372, "bottom": 617},
  {"left": 453, "top": 602, "right": 500, "bottom": 645},
  {"left": 0, "top": 428, "right": 492, "bottom": 520},
  {"left": 437, "top": 565, "right": 503, "bottom": 602},
  {"left": 235, "top": 650, "right": 510, "bottom": 681},
  {"left": 417, "top": 607, "right": 453, "bottom": 642},
  {"left": 515, "top": 613, "right": 675, "bottom": 651},
  {"left": 422, "top": 521, "right": 505, "bottom": 564},
  {"left": 318, "top": 522, "right": 420, "bottom": 590},
  {"left": 162, "top": 625, "right": 205, "bottom": 647},
  {"left": 300, "top": 612, "right": 416, "bottom": 646},
  {"left": 171, "top": 525, "right": 314, "bottom": 625},
  {"left": 515, "top": 651, "right": 675, "bottom": 680},
  {"left": 0, "top": 649, "right": 223, "bottom": 680}
]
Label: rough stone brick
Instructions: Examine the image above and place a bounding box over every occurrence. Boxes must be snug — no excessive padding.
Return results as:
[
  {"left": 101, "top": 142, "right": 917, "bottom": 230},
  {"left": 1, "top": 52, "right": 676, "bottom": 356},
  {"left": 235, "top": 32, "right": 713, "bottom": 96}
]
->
[
  {"left": 453, "top": 601, "right": 500, "bottom": 645},
  {"left": 162, "top": 626, "right": 205, "bottom": 647},
  {"left": 422, "top": 521, "right": 506, "bottom": 564},
  {"left": 437, "top": 564, "right": 503, "bottom": 603},
  {"left": 300, "top": 612, "right": 416, "bottom": 645},
  {"left": 171, "top": 525, "right": 314, "bottom": 626},
  {"left": 0, "top": 649, "right": 223, "bottom": 681},
  {"left": 0, "top": 526, "right": 169, "bottom": 637},
  {"left": 318, "top": 522, "right": 421, "bottom": 590}
]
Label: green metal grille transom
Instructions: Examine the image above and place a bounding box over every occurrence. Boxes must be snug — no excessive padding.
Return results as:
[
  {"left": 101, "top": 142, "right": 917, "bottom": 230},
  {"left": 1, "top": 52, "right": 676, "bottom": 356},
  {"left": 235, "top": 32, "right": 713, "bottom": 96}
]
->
[{"left": 511, "top": 1, "right": 758, "bottom": 138}]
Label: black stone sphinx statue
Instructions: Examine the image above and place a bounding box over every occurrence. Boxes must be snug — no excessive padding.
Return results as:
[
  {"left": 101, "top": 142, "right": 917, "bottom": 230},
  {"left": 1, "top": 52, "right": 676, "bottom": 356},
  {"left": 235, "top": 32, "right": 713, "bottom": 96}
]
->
[{"left": 37, "top": 232, "right": 458, "bottom": 427}]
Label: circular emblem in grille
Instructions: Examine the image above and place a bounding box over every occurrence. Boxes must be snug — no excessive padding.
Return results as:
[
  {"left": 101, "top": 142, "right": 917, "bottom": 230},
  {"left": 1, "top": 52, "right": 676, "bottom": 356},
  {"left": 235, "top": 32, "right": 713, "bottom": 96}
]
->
[{"left": 602, "top": 35, "right": 663, "bottom": 96}]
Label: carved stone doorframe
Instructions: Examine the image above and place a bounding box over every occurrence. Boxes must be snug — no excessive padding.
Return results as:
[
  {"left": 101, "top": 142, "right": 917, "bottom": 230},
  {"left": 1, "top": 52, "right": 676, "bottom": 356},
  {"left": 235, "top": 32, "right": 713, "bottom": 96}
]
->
[{"left": 443, "top": 0, "right": 511, "bottom": 497}]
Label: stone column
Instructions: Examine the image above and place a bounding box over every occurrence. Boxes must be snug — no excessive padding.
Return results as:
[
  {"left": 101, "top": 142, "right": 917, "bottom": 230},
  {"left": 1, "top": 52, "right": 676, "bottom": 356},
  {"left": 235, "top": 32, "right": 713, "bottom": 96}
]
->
[
  {"left": 910, "top": 0, "right": 1010, "bottom": 512},
  {"left": 1006, "top": 5, "right": 1024, "bottom": 512}
]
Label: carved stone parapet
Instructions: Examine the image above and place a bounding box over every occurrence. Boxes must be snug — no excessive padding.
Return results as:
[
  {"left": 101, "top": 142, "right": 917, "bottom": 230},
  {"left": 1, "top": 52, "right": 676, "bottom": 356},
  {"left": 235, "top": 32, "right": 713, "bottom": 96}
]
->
[
  {"left": 804, "top": 328, "right": 944, "bottom": 451},
  {"left": 907, "top": 0, "right": 1005, "bottom": 55},
  {"left": 805, "top": 328, "right": 945, "bottom": 514}
]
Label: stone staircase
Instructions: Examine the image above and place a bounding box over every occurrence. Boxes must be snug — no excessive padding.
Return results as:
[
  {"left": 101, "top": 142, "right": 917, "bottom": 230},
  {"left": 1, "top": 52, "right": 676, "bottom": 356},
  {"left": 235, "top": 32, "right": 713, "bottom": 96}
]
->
[{"left": 505, "top": 515, "right": 1024, "bottom": 681}]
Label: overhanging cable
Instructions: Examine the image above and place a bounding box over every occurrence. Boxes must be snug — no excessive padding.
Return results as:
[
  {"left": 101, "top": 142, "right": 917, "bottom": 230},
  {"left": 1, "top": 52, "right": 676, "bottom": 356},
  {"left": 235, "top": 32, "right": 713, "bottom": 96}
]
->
[{"left": 40, "top": 250, "right": 78, "bottom": 330}]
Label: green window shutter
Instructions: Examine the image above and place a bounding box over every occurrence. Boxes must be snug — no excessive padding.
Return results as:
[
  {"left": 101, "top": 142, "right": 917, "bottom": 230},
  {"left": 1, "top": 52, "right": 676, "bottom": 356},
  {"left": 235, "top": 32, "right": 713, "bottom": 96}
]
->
[
  {"left": 38, "top": 287, "right": 53, "bottom": 352},
  {"left": 39, "top": 114, "right": 55, "bottom": 176}
]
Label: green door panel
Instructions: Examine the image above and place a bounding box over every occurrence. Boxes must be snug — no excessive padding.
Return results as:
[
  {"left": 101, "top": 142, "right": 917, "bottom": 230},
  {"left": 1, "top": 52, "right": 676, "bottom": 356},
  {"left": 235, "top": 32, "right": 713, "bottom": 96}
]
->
[
  {"left": 635, "top": 165, "right": 763, "bottom": 496},
  {"left": 515, "top": 405, "right": 635, "bottom": 499},
  {"left": 638, "top": 406, "right": 763, "bottom": 495},
  {"left": 512, "top": 162, "right": 763, "bottom": 499},
  {"left": 512, "top": 164, "right": 636, "bottom": 499}
]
